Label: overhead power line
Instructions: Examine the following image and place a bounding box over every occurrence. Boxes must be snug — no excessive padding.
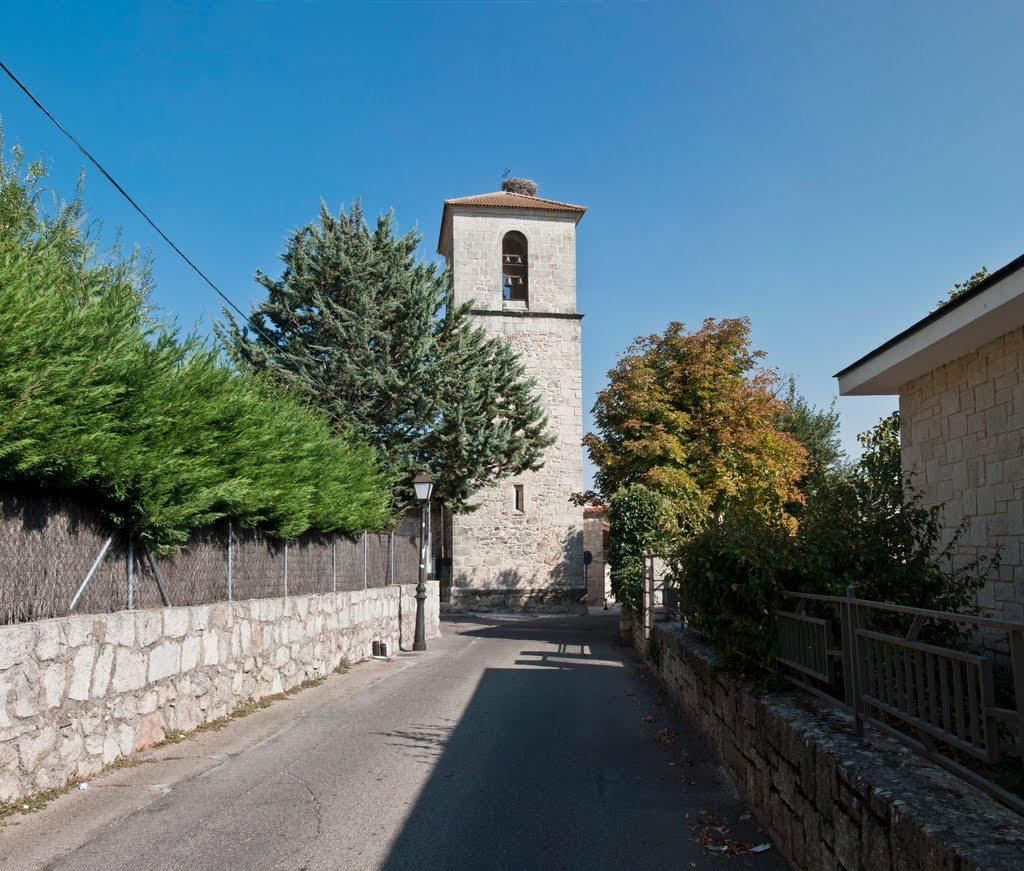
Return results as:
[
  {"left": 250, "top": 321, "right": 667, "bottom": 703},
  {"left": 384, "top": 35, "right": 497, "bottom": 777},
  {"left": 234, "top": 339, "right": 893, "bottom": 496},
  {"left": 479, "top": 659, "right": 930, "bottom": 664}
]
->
[{"left": 0, "top": 57, "right": 278, "bottom": 348}]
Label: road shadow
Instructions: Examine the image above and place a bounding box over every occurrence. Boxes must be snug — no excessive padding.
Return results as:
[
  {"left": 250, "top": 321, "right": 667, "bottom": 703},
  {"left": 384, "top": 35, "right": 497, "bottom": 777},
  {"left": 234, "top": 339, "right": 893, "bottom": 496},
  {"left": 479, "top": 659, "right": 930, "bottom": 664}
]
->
[{"left": 379, "top": 615, "right": 787, "bottom": 871}]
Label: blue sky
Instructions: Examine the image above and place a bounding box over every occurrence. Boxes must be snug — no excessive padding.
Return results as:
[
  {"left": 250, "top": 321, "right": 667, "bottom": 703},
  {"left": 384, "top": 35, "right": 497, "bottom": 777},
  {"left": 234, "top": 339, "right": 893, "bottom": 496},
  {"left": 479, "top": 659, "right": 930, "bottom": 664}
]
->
[{"left": 3, "top": 1, "right": 1024, "bottom": 485}]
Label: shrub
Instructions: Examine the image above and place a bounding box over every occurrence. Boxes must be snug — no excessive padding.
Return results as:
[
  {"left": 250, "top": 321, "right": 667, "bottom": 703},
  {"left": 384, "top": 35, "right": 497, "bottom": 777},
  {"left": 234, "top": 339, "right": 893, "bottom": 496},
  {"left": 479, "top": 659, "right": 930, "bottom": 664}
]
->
[
  {"left": 607, "top": 484, "right": 676, "bottom": 612},
  {"left": 0, "top": 139, "right": 391, "bottom": 550},
  {"left": 675, "top": 512, "right": 797, "bottom": 668},
  {"left": 790, "top": 412, "right": 995, "bottom": 639},
  {"left": 675, "top": 412, "right": 998, "bottom": 667}
]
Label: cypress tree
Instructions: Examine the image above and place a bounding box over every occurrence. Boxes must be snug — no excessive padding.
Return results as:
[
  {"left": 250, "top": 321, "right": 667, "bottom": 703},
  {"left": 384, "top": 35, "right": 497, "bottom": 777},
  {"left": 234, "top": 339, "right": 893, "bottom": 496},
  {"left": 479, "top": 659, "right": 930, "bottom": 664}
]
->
[
  {"left": 222, "top": 202, "right": 554, "bottom": 509},
  {"left": 0, "top": 140, "right": 391, "bottom": 550}
]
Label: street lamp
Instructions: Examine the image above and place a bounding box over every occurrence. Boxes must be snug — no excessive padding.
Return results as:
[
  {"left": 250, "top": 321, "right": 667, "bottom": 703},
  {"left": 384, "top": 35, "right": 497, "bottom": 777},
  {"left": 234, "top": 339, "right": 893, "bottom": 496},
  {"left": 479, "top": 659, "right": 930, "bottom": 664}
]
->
[{"left": 412, "top": 471, "right": 434, "bottom": 651}]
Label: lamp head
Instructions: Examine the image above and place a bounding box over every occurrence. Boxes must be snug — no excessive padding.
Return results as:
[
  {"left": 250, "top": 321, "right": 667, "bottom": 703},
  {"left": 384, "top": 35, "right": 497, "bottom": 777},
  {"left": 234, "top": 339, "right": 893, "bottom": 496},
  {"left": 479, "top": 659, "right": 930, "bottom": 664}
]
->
[{"left": 413, "top": 471, "right": 434, "bottom": 503}]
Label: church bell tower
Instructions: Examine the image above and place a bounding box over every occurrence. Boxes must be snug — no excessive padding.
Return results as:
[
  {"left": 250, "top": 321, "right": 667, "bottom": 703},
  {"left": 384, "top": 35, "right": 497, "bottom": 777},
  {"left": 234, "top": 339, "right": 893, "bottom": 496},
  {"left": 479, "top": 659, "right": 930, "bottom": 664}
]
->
[{"left": 437, "top": 182, "right": 586, "bottom": 610}]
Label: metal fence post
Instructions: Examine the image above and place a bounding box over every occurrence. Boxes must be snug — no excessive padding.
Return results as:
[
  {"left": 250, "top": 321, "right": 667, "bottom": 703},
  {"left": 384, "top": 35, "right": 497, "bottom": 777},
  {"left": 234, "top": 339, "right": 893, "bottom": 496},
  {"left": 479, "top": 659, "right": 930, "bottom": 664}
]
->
[
  {"left": 283, "top": 538, "right": 289, "bottom": 597},
  {"left": 332, "top": 534, "right": 337, "bottom": 593},
  {"left": 389, "top": 532, "right": 395, "bottom": 585},
  {"left": 363, "top": 532, "right": 368, "bottom": 589},
  {"left": 146, "top": 552, "right": 171, "bottom": 606},
  {"left": 227, "top": 522, "right": 233, "bottom": 602},
  {"left": 645, "top": 554, "right": 656, "bottom": 637},
  {"left": 840, "top": 588, "right": 854, "bottom": 707},
  {"left": 1009, "top": 628, "right": 1024, "bottom": 756},
  {"left": 127, "top": 538, "right": 135, "bottom": 610},
  {"left": 69, "top": 537, "right": 113, "bottom": 612},
  {"left": 845, "top": 584, "right": 864, "bottom": 737}
]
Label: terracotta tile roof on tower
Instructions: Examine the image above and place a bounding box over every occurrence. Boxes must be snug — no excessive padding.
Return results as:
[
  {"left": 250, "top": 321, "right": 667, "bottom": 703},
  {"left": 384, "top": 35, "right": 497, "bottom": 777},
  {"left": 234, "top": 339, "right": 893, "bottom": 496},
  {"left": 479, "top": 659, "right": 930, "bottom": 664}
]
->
[
  {"left": 438, "top": 191, "right": 586, "bottom": 255},
  {"left": 443, "top": 191, "right": 586, "bottom": 212}
]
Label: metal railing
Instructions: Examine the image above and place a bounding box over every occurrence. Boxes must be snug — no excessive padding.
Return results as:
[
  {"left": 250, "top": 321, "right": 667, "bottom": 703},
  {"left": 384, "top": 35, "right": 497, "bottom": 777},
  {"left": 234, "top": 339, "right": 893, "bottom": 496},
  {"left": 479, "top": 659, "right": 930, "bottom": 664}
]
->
[{"left": 775, "top": 586, "right": 1024, "bottom": 813}]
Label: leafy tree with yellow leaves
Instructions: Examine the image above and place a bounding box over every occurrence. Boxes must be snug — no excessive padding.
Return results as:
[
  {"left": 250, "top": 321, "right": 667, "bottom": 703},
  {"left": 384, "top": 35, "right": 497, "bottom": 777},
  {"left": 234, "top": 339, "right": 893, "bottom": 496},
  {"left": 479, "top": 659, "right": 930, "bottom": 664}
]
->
[{"left": 585, "top": 318, "right": 807, "bottom": 533}]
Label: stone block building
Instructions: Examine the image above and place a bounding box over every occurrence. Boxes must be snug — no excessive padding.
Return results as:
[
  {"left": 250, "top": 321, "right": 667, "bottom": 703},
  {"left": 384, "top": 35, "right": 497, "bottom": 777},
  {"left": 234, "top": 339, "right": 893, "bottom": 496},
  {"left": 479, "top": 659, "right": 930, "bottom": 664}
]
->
[
  {"left": 836, "top": 253, "right": 1024, "bottom": 621},
  {"left": 436, "top": 189, "right": 586, "bottom": 611}
]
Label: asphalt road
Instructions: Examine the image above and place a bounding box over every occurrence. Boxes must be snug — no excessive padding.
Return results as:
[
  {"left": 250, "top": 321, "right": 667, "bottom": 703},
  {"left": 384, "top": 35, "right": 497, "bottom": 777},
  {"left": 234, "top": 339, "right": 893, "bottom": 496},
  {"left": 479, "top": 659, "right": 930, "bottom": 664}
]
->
[{"left": 3, "top": 612, "right": 788, "bottom": 871}]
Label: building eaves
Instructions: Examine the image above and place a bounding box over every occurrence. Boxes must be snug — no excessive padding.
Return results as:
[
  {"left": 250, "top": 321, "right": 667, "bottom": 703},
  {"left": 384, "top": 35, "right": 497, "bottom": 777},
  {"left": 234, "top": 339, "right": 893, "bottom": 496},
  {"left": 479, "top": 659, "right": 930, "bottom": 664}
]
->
[
  {"left": 834, "top": 251, "right": 1024, "bottom": 382},
  {"left": 444, "top": 191, "right": 586, "bottom": 212}
]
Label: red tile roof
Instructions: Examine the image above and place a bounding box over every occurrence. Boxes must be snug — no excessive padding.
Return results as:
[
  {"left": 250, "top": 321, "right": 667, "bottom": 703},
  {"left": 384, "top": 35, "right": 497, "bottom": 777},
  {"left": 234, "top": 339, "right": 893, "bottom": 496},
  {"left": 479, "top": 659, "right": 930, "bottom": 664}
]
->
[
  {"left": 444, "top": 191, "right": 586, "bottom": 212},
  {"left": 437, "top": 191, "right": 586, "bottom": 255}
]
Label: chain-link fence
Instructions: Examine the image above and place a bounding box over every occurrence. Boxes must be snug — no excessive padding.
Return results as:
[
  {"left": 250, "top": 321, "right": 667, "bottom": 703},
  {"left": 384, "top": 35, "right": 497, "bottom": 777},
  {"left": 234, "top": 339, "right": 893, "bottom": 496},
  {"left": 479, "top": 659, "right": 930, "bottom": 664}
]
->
[{"left": 0, "top": 490, "right": 422, "bottom": 626}]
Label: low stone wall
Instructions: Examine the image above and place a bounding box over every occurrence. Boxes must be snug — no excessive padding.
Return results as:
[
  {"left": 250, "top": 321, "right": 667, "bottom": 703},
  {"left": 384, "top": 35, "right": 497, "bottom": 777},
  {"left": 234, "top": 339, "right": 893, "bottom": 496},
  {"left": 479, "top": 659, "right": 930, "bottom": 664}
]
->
[
  {"left": 450, "top": 586, "right": 586, "bottom": 613},
  {"left": 639, "top": 620, "right": 1024, "bottom": 871},
  {"left": 0, "top": 582, "right": 439, "bottom": 801}
]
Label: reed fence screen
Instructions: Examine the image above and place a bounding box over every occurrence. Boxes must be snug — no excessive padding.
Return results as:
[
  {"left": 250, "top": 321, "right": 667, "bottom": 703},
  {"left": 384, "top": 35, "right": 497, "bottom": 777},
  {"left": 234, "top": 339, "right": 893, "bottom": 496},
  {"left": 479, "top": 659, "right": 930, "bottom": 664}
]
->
[{"left": 0, "top": 490, "right": 421, "bottom": 626}]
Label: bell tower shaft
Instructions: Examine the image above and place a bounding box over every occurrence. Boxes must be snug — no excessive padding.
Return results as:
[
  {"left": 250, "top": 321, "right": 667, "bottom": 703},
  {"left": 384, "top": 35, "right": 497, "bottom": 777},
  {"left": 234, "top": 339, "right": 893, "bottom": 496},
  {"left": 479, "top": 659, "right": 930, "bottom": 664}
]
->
[{"left": 438, "top": 190, "right": 586, "bottom": 611}]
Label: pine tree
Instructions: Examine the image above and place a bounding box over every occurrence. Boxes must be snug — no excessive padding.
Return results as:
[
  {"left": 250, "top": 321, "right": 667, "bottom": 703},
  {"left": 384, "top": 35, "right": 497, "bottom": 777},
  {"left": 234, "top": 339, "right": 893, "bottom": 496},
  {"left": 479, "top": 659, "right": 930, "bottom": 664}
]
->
[{"left": 221, "top": 201, "right": 555, "bottom": 509}]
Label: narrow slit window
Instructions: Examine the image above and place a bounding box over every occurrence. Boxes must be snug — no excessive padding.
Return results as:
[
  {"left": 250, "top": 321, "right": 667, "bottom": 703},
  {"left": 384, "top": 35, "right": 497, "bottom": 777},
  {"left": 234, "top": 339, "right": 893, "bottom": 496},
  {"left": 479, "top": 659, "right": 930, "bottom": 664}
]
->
[
  {"left": 514, "top": 484, "right": 525, "bottom": 513},
  {"left": 502, "top": 231, "right": 528, "bottom": 301}
]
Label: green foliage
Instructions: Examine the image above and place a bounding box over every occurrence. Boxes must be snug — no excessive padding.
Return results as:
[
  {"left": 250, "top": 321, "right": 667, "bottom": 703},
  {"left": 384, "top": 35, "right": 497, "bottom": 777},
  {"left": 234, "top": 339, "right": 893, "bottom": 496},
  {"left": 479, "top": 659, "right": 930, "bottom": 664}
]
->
[
  {"left": 675, "top": 512, "right": 797, "bottom": 668},
  {"left": 774, "top": 377, "right": 845, "bottom": 488},
  {"left": 221, "top": 202, "right": 554, "bottom": 509},
  {"left": 607, "top": 485, "right": 676, "bottom": 612},
  {"left": 0, "top": 139, "right": 390, "bottom": 550},
  {"left": 936, "top": 267, "right": 989, "bottom": 309},
  {"left": 675, "top": 411, "right": 997, "bottom": 667},
  {"left": 585, "top": 318, "right": 807, "bottom": 534},
  {"left": 792, "top": 412, "right": 995, "bottom": 624}
]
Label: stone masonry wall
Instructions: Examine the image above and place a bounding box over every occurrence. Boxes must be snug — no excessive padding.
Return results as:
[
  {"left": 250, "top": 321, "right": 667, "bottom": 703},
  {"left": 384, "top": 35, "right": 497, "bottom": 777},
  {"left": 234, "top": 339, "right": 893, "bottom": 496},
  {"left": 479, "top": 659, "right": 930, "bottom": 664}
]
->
[
  {"left": 0, "top": 582, "right": 439, "bottom": 801},
  {"left": 449, "top": 313, "right": 584, "bottom": 594},
  {"left": 583, "top": 510, "right": 609, "bottom": 605},
  {"left": 900, "top": 325, "right": 1024, "bottom": 622},
  {"left": 445, "top": 208, "right": 585, "bottom": 605},
  {"left": 448, "top": 209, "right": 578, "bottom": 315},
  {"left": 637, "top": 620, "right": 1024, "bottom": 871}
]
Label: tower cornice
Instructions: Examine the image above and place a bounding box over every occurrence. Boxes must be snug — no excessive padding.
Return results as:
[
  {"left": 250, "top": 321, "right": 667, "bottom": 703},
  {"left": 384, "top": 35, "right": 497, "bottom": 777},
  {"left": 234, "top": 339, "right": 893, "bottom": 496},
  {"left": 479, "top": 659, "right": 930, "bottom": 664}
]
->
[
  {"left": 437, "top": 191, "right": 586, "bottom": 256},
  {"left": 469, "top": 309, "right": 583, "bottom": 320}
]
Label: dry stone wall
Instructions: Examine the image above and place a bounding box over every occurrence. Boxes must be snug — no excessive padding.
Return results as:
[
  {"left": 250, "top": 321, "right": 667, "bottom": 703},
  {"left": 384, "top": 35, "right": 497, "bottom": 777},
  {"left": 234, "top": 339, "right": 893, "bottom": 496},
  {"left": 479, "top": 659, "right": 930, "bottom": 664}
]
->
[
  {"left": 638, "top": 620, "right": 1024, "bottom": 871},
  {"left": 900, "top": 325, "right": 1024, "bottom": 622},
  {"left": 0, "top": 582, "right": 439, "bottom": 801}
]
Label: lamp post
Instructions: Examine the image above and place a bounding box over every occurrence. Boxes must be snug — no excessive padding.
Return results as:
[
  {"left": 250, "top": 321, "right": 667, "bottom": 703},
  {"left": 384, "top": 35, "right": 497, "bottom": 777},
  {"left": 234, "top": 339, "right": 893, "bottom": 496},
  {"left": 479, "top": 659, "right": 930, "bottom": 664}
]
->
[{"left": 412, "top": 471, "right": 434, "bottom": 652}]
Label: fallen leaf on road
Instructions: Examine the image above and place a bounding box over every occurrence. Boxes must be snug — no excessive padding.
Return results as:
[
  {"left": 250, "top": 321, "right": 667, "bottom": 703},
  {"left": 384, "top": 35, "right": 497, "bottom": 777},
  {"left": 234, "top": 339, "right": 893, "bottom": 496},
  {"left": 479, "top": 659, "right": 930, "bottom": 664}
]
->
[
  {"left": 694, "top": 830, "right": 754, "bottom": 856},
  {"left": 655, "top": 727, "right": 678, "bottom": 743},
  {"left": 642, "top": 715, "right": 656, "bottom": 723}
]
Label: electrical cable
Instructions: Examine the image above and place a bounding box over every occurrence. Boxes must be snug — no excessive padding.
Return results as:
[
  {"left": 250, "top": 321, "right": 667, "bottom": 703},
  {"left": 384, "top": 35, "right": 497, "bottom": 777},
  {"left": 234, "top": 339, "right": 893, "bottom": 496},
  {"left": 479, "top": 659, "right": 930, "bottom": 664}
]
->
[{"left": 0, "top": 57, "right": 281, "bottom": 350}]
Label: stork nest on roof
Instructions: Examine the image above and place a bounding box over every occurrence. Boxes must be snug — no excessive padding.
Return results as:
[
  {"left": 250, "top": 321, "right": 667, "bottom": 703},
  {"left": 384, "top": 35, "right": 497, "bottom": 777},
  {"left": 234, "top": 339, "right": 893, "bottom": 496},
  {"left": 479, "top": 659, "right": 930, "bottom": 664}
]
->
[{"left": 501, "top": 177, "right": 539, "bottom": 197}]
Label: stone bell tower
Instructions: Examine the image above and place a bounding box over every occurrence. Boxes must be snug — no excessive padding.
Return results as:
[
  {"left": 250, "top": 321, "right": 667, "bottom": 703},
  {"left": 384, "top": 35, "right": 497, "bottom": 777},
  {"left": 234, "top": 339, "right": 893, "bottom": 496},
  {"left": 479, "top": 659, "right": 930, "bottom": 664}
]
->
[{"left": 437, "top": 183, "right": 586, "bottom": 611}]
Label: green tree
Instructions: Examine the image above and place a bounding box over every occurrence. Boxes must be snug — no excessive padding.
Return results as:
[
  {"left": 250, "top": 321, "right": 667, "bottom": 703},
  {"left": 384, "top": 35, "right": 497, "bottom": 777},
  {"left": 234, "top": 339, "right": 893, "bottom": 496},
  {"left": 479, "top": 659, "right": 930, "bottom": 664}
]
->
[
  {"left": 774, "top": 377, "right": 845, "bottom": 491},
  {"left": 792, "top": 412, "right": 995, "bottom": 618},
  {"left": 0, "top": 139, "right": 390, "bottom": 550},
  {"left": 584, "top": 318, "right": 807, "bottom": 532},
  {"left": 221, "top": 202, "right": 554, "bottom": 509},
  {"left": 675, "top": 412, "right": 998, "bottom": 667},
  {"left": 607, "top": 484, "right": 676, "bottom": 612}
]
